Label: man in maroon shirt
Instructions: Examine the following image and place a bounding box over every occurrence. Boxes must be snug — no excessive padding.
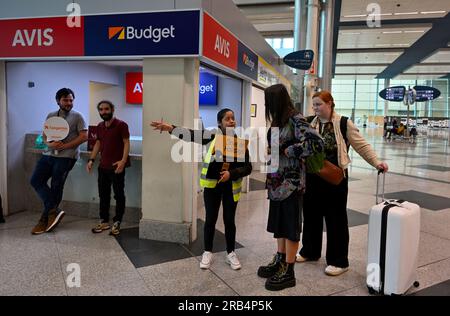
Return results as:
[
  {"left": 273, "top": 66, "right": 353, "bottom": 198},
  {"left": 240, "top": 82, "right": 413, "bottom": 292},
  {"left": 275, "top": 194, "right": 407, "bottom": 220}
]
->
[{"left": 87, "top": 100, "right": 130, "bottom": 235}]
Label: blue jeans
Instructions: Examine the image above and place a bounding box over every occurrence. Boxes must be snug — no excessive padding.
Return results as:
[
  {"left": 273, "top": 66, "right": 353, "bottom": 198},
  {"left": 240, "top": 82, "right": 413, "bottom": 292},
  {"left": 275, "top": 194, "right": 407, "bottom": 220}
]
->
[{"left": 30, "top": 156, "right": 76, "bottom": 217}]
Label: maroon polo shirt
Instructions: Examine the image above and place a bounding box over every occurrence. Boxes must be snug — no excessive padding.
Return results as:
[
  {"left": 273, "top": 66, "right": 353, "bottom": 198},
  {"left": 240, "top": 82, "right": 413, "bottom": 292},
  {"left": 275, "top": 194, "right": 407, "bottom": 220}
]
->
[{"left": 96, "top": 118, "right": 131, "bottom": 170}]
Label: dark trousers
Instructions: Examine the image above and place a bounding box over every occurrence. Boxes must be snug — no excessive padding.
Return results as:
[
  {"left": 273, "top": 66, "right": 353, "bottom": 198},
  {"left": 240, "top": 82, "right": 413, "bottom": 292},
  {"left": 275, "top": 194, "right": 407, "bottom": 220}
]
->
[
  {"left": 98, "top": 168, "right": 126, "bottom": 223},
  {"left": 203, "top": 182, "right": 238, "bottom": 253},
  {"left": 30, "top": 156, "right": 76, "bottom": 217},
  {"left": 300, "top": 173, "right": 349, "bottom": 268}
]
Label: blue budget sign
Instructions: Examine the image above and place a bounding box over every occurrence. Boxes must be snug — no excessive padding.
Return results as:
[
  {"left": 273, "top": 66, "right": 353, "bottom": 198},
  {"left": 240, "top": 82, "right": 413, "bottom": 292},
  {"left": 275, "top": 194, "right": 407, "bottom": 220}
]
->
[
  {"left": 84, "top": 10, "right": 200, "bottom": 56},
  {"left": 237, "top": 42, "right": 258, "bottom": 80},
  {"left": 199, "top": 72, "right": 218, "bottom": 105}
]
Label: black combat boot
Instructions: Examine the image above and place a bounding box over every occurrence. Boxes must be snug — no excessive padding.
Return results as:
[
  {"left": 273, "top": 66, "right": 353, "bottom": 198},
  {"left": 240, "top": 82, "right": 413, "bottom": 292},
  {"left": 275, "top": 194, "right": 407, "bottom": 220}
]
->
[
  {"left": 265, "top": 262, "right": 296, "bottom": 291},
  {"left": 257, "top": 252, "right": 285, "bottom": 278}
]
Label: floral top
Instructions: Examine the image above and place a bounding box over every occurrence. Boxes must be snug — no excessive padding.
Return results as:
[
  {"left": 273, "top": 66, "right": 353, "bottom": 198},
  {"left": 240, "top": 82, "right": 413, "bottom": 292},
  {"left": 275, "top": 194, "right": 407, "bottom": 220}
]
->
[{"left": 266, "top": 113, "right": 324, "bottom": 201}]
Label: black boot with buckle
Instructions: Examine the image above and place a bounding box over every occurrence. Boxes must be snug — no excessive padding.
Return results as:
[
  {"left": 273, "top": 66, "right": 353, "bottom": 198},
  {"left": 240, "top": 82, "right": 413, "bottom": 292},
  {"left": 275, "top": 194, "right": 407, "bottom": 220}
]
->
[
  {"left": 257, "top": 252, "right": 285, "bottom": 278},
  {"left": 265, "top": 261, "right": 296, "bottom": 291}
]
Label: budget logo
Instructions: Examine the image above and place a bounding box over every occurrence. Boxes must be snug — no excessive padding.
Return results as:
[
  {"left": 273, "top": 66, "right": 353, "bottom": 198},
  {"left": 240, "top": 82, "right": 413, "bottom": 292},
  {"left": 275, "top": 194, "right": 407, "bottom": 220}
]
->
[
  {"left": 242, "top": 52, "right": 255, "bottom": 71},
  {"left": 108, "top": 27, "right": 125, "bottom": 40},
  {"left": 107, "top": 25, "right": 176, "bottom": 43}
]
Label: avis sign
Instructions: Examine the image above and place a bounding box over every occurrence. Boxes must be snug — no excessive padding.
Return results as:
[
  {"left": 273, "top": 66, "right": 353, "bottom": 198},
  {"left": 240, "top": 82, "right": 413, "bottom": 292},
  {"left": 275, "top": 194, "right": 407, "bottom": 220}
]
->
[
  {"left": 0, "top": 17, "right": 84, "bottom": 57},
  {"left": 202, "top": 12, "right": 238, "bottom": 71},
  {"left": 126, "top": 72, "right": 143, "bottom": 104}
]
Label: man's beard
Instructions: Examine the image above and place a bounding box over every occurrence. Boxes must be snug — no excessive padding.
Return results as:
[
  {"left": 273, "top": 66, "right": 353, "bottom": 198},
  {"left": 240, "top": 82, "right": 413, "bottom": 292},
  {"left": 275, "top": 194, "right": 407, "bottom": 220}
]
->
[{"left": 101, "top": 113, "right": 113, "bottom": 121}]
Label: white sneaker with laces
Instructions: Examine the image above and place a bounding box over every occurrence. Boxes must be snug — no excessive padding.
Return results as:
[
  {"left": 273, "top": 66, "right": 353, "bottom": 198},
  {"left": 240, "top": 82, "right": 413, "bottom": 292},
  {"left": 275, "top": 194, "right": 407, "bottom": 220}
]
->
[
  {"left": 200, "top": 251, "right": 213, "bottom": 269},
  {"left": 325, "top": 265, "right": 349, "bottom": 276},
  {"left": 225, "top": 251, "right": 242, "bottom": 270}
]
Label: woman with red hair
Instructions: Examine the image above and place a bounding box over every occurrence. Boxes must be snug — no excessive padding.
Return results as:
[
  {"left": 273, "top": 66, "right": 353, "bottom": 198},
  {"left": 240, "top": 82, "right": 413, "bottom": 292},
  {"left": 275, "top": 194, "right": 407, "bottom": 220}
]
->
[{"left": 297, "top": 91, "right": 388, "bottom": 276}]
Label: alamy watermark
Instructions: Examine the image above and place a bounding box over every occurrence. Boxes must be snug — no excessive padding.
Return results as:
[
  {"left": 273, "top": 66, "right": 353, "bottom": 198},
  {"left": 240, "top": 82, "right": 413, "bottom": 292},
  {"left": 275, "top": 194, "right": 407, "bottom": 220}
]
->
[
  {"left": 66, "top": 2, "right": 81, "bottom": 28},
  {"left": 169, "top": 119, "right": 280, "bottom": 173},
  {"left": 66, "top": 263, "right": 81, "bottom": 288},
  {"left": 367, "top": 3, "right": 382, "bottom": 28}
]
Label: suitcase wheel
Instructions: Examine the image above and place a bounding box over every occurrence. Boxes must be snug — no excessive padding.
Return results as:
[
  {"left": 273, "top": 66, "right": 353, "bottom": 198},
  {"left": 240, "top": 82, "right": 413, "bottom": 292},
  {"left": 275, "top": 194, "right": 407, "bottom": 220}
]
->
[
  {"left": 414, "top": 281, "right": 420, "bottom": 288},
  {"left": 367, "top": 286, "right": 376, "bottom": 295}
]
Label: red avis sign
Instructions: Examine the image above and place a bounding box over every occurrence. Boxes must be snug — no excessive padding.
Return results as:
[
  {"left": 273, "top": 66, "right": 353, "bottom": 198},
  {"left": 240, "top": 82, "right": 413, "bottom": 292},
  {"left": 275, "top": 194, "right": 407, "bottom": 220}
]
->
[
  {"left": 202, "top": 13, "right": 238, "bottom": 71},
  {"left": 0, "top": 17, "right": 84, "bottom": 57},
  {"left": 126, "top": 72, "right": 143, "bottom": 104}
]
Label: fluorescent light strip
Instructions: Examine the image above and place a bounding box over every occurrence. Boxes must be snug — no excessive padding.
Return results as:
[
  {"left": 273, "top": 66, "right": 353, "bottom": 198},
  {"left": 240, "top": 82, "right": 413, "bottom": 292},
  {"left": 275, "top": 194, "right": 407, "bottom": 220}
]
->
[
  {"left": 404, "top": 30, "right": 425, "bottom": 33},
  {"left": 421, "top": 11, "right": 446, "bottom": 14},
  {"left": 382, "top": 31, "right": 402, "bottom": 34},
  {"left": 392, "top": 44, "right": 410, "bottom": 46},
  {"left": 341, "top": 32, "right": 361, "bottom": 35},
  {"left": 394, "top": 12, "right": 419, "bottom": 15},
  {"left": 343, "top": 14, "right": 367, "bottom": 18}
]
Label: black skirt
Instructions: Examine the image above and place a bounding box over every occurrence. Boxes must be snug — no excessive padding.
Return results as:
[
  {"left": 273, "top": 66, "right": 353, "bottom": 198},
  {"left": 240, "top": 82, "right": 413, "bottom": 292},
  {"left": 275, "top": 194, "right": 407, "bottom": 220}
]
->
[{"left": 267, "top": 191, "right": 303, "bottom": 242}]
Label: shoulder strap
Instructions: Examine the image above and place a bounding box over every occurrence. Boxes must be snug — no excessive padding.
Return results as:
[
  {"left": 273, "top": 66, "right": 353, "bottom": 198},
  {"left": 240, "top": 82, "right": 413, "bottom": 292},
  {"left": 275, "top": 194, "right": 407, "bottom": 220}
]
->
[{"left": 340, "top": 116, "right": 349, "bottom": 148}]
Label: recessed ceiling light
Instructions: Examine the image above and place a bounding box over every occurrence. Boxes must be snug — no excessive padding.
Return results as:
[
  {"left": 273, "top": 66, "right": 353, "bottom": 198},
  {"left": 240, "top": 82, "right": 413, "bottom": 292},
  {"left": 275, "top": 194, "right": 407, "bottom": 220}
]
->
[{"left": 394, "top": 12, "right": 419, "bottom": 15}]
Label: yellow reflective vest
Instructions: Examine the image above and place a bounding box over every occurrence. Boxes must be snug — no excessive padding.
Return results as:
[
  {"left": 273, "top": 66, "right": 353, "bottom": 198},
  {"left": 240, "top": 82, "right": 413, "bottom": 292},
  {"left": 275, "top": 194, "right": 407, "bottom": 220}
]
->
[{"left": 199, "top": 137, "right": 243, "bottom": 202}]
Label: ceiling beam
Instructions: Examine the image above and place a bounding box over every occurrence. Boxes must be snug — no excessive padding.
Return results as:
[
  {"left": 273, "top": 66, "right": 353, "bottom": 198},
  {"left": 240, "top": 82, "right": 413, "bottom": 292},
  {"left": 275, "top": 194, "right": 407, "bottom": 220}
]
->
[
  {"left": 339, "top": 18, "right": 440, "bottom": 28},
  {"left": 377, "top": 13, "right": 450, "bottom": 79},
  {"left": 331, "top": 0, "right": 342, "bottom": 77},
  {"left": 337, "top": 48, "right": 404, "bottom": 53}
]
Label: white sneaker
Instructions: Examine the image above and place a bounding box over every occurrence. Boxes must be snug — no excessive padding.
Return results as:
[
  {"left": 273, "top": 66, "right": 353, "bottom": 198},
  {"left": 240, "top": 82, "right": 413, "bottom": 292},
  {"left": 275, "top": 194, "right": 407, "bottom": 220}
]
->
[
  {"left": 325, "top": 265, "right": 349, "bottom": 276},
  {"left": 225, "top": 251, "right": 242, "bottom": 270},
  {"left": 200, "top": 251, "right": 213, "bottom": 269},
  {"left": 295, "top": 254, "right": 308, "bottom": 263}
]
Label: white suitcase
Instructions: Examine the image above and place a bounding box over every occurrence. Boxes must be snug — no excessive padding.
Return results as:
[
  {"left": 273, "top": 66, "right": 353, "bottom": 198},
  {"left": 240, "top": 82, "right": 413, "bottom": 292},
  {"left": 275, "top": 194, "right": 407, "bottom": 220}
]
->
[{"left": 366, "top": 171, "right": 421, "bottom": 295}]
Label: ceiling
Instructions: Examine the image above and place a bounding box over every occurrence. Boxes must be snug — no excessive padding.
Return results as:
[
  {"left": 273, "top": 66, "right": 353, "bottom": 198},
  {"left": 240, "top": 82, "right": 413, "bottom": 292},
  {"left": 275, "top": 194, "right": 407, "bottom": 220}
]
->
[{"left": 234, "top": 0, "right": 450, "bottom": 80}]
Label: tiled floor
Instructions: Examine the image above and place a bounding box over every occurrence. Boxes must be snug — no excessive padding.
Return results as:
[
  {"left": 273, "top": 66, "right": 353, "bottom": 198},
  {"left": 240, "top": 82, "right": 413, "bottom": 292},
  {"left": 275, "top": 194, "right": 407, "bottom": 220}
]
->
[{"left": 1, "top": 128, "right": 450, "bottom": 296}]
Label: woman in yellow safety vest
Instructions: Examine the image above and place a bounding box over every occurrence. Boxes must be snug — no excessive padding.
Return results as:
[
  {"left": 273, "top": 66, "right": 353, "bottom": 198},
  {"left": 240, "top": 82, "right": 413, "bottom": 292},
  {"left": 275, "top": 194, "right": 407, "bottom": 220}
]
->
[{"left": 151, "top": 108, "right": 252, "bottom": 271}]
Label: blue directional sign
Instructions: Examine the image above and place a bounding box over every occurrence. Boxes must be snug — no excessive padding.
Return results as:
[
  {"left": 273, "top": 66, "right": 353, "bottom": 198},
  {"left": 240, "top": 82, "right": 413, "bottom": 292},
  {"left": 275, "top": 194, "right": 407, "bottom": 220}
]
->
[
  {"left": 413, "top": 86, "right": 441, "bottom": 102},
  {"left": 283, "top": 50, "right": 314, "bottom": 70},
  {"left": 379, "top": 86, "right": 406, "bottom": 102}
]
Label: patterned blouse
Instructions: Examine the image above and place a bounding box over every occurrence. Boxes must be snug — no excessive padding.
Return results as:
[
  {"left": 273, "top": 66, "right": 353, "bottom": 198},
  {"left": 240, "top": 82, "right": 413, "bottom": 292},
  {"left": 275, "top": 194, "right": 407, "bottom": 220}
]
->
[
  {"left": 318, "top": 121, "right": 339, "bottom": 166},
  {"left": 266, "top": 113, "right": 324, "bottom": 201}
]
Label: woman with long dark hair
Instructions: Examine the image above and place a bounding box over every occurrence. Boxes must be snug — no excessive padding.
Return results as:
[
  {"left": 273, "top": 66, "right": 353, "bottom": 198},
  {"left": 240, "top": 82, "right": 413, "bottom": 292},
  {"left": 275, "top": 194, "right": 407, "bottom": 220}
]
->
[{"left": 257, "top": 84, "right": 323, "bottom": 291}]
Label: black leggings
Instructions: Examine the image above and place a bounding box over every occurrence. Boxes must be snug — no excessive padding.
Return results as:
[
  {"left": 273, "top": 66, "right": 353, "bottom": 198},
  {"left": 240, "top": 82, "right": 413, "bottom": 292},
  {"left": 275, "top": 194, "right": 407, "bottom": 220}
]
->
[
  {"left": 203, "top": 182, "right": 238, "bottom": 253},
  {"left": 300, "top": 173, "right": 349, "bottom": 268}
]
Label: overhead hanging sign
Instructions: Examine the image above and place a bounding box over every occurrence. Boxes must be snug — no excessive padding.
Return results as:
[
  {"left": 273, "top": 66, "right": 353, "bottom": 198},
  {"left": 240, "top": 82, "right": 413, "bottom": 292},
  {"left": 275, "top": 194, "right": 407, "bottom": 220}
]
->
[
  {"left": 237, "top": 42, "right": 258, "bottom": 81},
  {"left": 283, "top": 50, "right": 314, "bottom": 70},
  {"left": 0, "top": 10, "right": 200, "bottom": 58},
  {"left": 202, "top": 12, "right": 238, "bottom": 71},
  {"left": 413, "top": 86, "right": 441, "bottom": 102},
  {"left": 84, "top": 10, "right": 200, "bottom": 56},
  {"left": 379, "top": 86, "right": 406, "bottom": 102},
  {"left": 0, "top": 16, "right": 84, "bottom": 58}
]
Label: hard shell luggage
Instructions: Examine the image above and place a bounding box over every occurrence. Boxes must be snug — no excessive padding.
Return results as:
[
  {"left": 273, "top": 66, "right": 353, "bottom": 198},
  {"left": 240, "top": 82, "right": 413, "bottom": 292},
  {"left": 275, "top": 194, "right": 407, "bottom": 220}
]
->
[{"left": 366, "top": 171, "right": 420, "bottom": 295}]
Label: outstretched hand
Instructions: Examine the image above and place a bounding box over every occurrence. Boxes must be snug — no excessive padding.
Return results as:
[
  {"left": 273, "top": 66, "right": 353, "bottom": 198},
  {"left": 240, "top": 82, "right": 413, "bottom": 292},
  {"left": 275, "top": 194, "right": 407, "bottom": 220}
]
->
[{"left": 150, "top": 121, "right": 174, "bottom": 133}]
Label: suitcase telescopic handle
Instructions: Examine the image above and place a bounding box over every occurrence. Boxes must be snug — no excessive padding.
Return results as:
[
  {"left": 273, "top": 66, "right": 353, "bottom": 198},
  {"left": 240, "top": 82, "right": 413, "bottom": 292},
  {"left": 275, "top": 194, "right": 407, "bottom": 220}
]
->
[{"left": 376, "top": 169, "right": 385, "bottom": 204}]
